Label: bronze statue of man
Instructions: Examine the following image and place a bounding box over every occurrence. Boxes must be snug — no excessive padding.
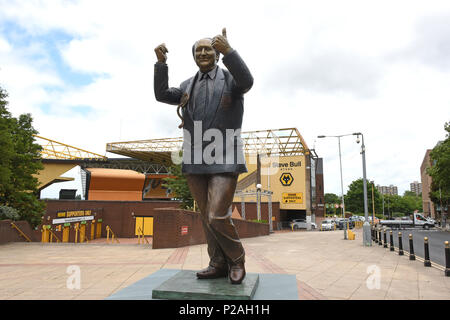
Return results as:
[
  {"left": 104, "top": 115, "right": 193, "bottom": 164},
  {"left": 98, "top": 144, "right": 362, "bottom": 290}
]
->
[{"left": 154, "top": 28, "right": 253, "bottom": 284}]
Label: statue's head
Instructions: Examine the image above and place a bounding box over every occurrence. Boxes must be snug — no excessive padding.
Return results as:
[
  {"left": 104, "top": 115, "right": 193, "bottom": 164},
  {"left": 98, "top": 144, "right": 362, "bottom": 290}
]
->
[{"left": 192, "top": 38, "right": 220, "bottom": 73}]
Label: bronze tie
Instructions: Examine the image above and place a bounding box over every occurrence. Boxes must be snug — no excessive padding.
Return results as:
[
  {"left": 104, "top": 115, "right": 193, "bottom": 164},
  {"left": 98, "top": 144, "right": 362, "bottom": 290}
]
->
[{"left": 193, "top": 73, "right": 209, "bottom": 121}]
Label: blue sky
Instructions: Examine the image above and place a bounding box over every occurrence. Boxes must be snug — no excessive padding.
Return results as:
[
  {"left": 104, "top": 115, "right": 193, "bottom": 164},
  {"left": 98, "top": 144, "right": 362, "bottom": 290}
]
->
[{"left": 1, "top": 0, "right": 449, "bottom": 199}]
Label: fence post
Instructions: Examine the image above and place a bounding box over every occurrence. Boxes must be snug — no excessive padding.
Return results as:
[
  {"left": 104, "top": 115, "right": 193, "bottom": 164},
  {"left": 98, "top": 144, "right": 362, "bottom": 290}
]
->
[
  {"left": 398, "top": 232, "right": 404, "bottom": 255},
  {"left": 424, "top": 237, "right": 431, "bottom": 267},
  {"left": 74, "top": 224, "right": 79, "bottom": 244},
  {"left": 409, "top": 234, "right": 415, "bottom": 260},
  {"left": 445, "top": 241, "right": 449, "bottom": 277},
  {"left": 383, "top": 228, "right": 387, "bottom": 248},
  {"left": 389, "top": 230, "right": 394, "bottom": 251},
  {"left": 378, "top": 227, "right": 382, "bottom": 246}
]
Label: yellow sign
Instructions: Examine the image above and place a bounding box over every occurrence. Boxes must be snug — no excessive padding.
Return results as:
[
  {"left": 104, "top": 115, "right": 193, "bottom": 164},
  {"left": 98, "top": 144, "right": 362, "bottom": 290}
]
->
[
  {"left": 57, "top": 210, "right": 93, "bottom": 218},
  {"left": 282, "top": 193, "right": 303, "bottom": 204},
  {"left": 235, "top": 154, "right": 307, "bottom": 210}
]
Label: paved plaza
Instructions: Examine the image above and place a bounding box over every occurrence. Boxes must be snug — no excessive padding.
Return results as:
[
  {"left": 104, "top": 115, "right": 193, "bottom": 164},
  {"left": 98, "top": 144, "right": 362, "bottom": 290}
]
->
[{"left": 0, "top": 228, "right": 449, "bottom": 300}]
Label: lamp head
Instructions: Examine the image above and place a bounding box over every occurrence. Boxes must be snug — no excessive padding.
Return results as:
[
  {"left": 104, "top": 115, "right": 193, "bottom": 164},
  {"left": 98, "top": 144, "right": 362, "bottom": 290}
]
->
[{"left": 317, "top": 135, "right": 326, "bottom": 138}]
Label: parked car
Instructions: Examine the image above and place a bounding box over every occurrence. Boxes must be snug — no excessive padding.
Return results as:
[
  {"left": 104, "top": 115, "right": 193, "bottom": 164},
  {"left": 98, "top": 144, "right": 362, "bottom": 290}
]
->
[
  {"left": 338, "top": 218, "right": 354, "bottom": 230},
  {"left": 349, "top": 215, "right": 364, "bottom": 222},
  {"left": 320, "top": 219, "right": 335, "bottom": 231},
  {"left": 290, "top": 219, "right": 317, "bottom": 230}
]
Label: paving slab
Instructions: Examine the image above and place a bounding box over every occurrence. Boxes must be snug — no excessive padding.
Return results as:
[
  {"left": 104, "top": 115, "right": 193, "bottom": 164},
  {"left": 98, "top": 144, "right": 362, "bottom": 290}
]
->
[
  {"left": 1, "top": 228, "right": 449, "bottom": 300},
  {"left": 106, "top": 269, "right": 298, "bottom": 300}
]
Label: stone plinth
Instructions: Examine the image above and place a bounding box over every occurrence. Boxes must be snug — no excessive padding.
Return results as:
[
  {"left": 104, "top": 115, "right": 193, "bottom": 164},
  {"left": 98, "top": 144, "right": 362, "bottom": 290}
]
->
[{"left": 152, "top": 270, "right": 259, "bottom": 300}]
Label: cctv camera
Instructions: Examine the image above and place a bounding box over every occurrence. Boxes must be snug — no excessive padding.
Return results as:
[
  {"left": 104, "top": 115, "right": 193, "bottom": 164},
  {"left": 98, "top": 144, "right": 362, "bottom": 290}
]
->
[{"left": 356, "top": 137, "right": 360, "bottom": 144}]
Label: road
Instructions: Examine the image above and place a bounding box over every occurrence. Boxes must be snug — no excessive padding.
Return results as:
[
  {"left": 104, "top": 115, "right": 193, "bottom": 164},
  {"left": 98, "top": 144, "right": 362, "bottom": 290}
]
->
[{"left": 375, "top": 228, "right": 449, "bottom": 267}]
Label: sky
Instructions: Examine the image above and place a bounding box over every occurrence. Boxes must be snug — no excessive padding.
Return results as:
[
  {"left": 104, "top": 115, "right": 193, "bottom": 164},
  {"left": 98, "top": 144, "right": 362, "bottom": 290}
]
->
[{"left": 0, "top": 0, "right": 449, "bottom": 199}]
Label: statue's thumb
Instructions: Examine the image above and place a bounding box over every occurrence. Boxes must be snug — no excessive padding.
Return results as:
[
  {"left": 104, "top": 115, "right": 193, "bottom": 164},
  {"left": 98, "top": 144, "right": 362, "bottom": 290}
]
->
[{"left": 222, "top": 28, "right": 227, "bottom": 38}]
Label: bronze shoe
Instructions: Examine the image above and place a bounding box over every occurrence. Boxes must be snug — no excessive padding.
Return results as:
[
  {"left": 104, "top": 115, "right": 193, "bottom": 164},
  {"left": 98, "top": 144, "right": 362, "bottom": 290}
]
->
[
  {"left": 229, "top": 262, "right": 246, "bottom": 284},
  {"left": 196, "top": 265, "right": 228, "bottom": 279}
]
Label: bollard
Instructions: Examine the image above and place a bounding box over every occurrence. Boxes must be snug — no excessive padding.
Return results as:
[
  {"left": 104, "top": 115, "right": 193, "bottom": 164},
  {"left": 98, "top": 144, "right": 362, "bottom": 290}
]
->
[
  {"left": 383, "top": 228, "right": 388, "bottom": 248},
  {"left": 398, "top": 232, "right": 404, "bottom": 255},
  {"left": 389, "top": 230, "right": 394, "bottom": 251},
  {"left": 378, "top": 228, "right": 382, "bottom": 246},
  {"left": 424, "top": 237, "right": 431, "bottom": 267},
  {"left": 373, "top": 226, "right": 377, "bottom": 243},
  {"left": 445, "top": 241, "right": 450, "bottom": 277},
  {"left": 409, "top": 234, "right": 415, "bottom": 260}
]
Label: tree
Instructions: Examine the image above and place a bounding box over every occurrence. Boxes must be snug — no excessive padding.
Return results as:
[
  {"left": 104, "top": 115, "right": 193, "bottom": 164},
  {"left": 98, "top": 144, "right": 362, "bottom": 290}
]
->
[
  {"left": 0, "top": 205, "right": 20, "bottom": 220},
  {"left": 0, "top": 85, "right": 45, "bottom": 227},
  {"left": 162, "top": 163, "right": 195, "bottom": 210},
  {"left": 402, "top": 191, "right": 422, "bottom": 212},
  {"left": 427, "top": 122, "right": 450, "bottom": 217},
  {"left": 344, "top": 179, "right": 382, "bottom": 215},
  {"left": 324, "top": 193, "right": 340, "bottom": 215}
]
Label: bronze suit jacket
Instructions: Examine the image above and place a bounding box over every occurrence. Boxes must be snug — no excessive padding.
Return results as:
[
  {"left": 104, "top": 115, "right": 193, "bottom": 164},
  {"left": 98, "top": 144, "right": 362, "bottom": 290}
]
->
[{"left": 154, "top": 49, "right": 253, "bottom": 174}]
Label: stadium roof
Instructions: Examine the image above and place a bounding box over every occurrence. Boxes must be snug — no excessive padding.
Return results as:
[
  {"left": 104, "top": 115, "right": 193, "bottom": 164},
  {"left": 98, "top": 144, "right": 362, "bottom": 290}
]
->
[
  {"left": 105, "top": 127, "right": 310, "bottom": 166},
  {"left": 35, "top": 135, "right": 107, "bottom": 161}
]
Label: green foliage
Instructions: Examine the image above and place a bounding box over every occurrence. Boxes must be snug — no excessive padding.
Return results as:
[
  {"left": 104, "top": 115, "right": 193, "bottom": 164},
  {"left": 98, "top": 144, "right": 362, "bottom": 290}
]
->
[
  {"left": 379, "top": 193, "right": 422, "bottom": 218},
  {"left": 344, "top": 179, "right": 382, "bottom": 215},
  {"left": 0, "top": 205, "right": 20, "bottom": 220},
  {"left": 162, "top": 163, "right": 195, "bottom": 210},
  {"left": 249, "top": 219, "right": 268, "bottom": 224},
  {"left": 427, "top": 122, "right": 450, "bottom": 213},
  {"left": 0, "top": 86, "right": 45, "bottom": 227},
  {"left": 324, "top": 193, "right": 341, "bottom": 215}
]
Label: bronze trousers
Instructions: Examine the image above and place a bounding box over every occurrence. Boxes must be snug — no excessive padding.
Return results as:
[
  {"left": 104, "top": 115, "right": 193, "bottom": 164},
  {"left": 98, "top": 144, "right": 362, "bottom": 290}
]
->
[{"left": 186, "top": 173, "right": 245, "bottom": 268}]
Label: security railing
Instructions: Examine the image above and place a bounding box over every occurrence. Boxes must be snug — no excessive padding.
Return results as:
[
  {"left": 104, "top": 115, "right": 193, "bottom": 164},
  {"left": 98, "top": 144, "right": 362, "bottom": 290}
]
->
[
  {"left": 10, "top": 222, "right": 32, "bottom": 242},
  {"left": 137, "top": 227, "right": 150, "bottom": 245},
  {"left": 106, "top": 226, "right": 120, "bottom": 244}
]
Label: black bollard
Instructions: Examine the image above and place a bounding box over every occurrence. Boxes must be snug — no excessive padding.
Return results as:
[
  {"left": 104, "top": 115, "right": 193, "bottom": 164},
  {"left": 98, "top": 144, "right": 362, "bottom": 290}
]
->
[
  {"left": 409, "top": 234, "right": 415, "bottom": 260},
  {"left": 445, "top": 241, "right": 450, "bottom": 277},
  {"left": 398, "top": 232, "right": 404, "bottom": 255},
  {"left": 424, "top": 237, "right": 431, "bottom": 267},
  {"left": 378, "top": 228, "right": 382, "bottom": 246},
  {"left": 389, "top": 230, "right": 394, "bottom": 251},
  {"left": 374, "top": 226, "right": 378, "bottom": 243},
  {"left": 372, "top": 226, "right": 375, "bottom": 241},
  {"left": 383, "top": 228, "right": 388, "bottom": 248}
]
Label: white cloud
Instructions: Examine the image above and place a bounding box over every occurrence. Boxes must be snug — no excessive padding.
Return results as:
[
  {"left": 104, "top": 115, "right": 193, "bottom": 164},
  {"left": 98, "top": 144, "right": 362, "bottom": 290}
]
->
[{"left": 1, "top": 0, "right": 449, "bottom": 198}]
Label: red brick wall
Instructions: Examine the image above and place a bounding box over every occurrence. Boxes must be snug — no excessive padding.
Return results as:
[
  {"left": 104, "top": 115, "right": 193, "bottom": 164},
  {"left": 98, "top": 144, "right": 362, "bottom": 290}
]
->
[
  {"left": 43, "top": 200, "right": 180, "bottom": 239},
  {"left": 152, "top": 208, "right": 270, "bottom": 249},
  {"left": 42, "top": 200, "right": 269, "bottom": 248},
  {"left": 0, "top": 220, "right": 40, "bottom": 244},
  {"left": 231, "top": 202, "right": 281, "bottom": 229}
]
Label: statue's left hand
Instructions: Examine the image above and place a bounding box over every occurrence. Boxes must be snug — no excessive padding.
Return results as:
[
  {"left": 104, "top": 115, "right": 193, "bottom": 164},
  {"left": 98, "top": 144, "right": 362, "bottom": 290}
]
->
[{"left": 212, "top": 28, "right": 232, "bottom": 56}]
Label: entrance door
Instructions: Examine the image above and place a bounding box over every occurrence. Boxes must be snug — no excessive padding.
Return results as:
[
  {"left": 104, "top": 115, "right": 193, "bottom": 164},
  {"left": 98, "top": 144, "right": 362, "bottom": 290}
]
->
[
  {"left": 79, "top": 223, "right": 86, "bottom": 243},
  {"left": 62, "top": 226, "right": 70, "bottom": 243},
  {"left": 90, "top": 221, "right": 95, "bottom": 240},
  {"left": 135, "top": 217, "right": 153, "bottom": 236},
  {"left": 96, "top": 221, "right": 102, "bottom": 238}
]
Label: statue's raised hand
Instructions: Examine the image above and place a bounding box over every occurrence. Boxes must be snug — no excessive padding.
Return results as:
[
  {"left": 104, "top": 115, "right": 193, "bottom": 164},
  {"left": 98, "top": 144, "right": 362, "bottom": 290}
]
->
[
  {"left": 155, "top": 43, "right": 168, "bottom": 63},
  {"left": 212, "top": 28, "right": 232, "bottom": 56}
]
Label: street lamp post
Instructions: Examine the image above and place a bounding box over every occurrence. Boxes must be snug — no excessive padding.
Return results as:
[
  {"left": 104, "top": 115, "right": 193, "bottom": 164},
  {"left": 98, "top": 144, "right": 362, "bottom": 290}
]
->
[
  {"left": 353, "top": 132, "right": 371, "bottom": 246},
  {"left": 318, "top": 134, "right": 354, "bottom": 240},
  {"left": 256, "top": 183, "right": 262, "bottom": 221}
]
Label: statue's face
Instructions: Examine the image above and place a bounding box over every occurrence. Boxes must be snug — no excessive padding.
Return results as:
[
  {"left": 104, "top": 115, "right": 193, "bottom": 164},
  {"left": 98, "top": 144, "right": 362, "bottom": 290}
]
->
[{"left": 194, "top": 39, "right": 217, "bottom": 73}]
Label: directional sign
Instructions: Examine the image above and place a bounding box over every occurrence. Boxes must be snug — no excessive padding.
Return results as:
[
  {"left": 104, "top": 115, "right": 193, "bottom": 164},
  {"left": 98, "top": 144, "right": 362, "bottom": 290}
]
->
[
  {"left": 282, "top": 193, "right": 303, "bottom": 204},
  {"left": 280, "top": 172, "right": 294, "bottom": 186}
]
